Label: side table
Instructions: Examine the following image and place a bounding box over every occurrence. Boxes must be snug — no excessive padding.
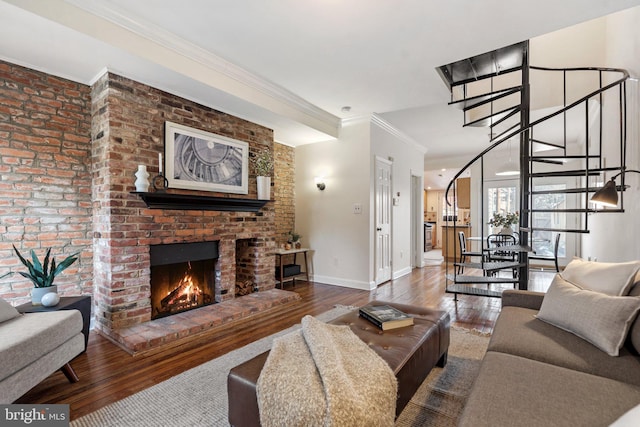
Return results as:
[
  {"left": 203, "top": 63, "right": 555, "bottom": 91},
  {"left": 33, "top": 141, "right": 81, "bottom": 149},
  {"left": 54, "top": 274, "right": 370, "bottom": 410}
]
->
[
  {"left": 274, "top": 247, "right": 311, "bottom": 289},
  {"left": 16, "top": 295, "right": 92, "bottom": 352}
]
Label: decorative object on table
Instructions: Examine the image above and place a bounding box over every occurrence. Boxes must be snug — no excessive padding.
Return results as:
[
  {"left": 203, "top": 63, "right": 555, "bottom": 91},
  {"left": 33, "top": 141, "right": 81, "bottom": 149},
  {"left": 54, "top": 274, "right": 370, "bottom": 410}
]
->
[
  {"left": 40, "top": 292, "right": 61, "bottom": 307},
  {"left": 13, "top": 245, "right": 80, "bottom": 305},
  {"left": 287, "top": 230, "right": 301, "bottom": 248},
  {"left": 359, "top": 304, "right": 414, "bottom": 330},
  {"left": 251, "top": 149, "right": 274, "bottom": 200},
  {"left": 488, "top": 211, "right": 519, "bottom": 235},
  {"left": 152, "top": 153, "right": 169, "bottom": 192},
  {"left": 134, "top": 165, "right": 150, "bottom": 192},
  {"left": 164, "top": 121, "right": 249, "bottom": 194}
]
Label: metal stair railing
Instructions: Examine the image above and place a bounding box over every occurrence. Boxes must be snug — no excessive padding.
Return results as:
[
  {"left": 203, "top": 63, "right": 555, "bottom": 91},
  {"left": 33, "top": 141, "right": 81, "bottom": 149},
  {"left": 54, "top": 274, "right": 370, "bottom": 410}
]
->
[{"left": 441, "top": 51, "right": 629, "bottom": 297}]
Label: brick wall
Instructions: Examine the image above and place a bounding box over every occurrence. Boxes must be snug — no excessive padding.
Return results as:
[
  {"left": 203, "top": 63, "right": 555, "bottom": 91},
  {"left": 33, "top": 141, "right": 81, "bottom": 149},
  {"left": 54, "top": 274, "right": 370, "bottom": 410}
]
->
[
  {"left": 91, "top": 72, "right": 278, "bottom": 333},
  {"left": 274, "top": 143, "right": 295, "bottom": 246},
  {"left": 0, "top": 61, "right": 297, "bottom": 333},
  {"left": 0, "top": 61, "right": 93, "bottom": 304}
]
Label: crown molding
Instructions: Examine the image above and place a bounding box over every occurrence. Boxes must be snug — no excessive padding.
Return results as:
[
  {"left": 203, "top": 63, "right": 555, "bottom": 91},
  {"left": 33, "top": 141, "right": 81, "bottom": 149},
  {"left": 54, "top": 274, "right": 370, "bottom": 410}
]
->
[
  {"left": 370, "top": 114, "right": 427, "bottom": 154},
  {"left": 61, "top": 0, "right": 339, "bottom": 134}
]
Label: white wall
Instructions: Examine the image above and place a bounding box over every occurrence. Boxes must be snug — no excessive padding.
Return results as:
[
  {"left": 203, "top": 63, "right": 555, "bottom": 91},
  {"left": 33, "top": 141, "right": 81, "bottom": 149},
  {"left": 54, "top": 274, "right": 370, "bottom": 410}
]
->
[
  {"left": 295, "top": 118, "right": 372, "bottom": 289},
  {"left": 581, "top": 7, "right": 640, "bottom": 262},
  {"left": 295, "top": 115, "right": 425, "bottom": 290},
  {"left": 370, "top": 118, "right": 426, "bottom": 280}
]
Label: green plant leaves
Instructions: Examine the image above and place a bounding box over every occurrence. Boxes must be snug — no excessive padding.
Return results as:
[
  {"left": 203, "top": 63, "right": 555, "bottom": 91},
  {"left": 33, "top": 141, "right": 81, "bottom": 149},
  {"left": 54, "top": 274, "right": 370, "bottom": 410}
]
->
[{"left": 13, "top": 245, "right": 79, "bottom": 288}]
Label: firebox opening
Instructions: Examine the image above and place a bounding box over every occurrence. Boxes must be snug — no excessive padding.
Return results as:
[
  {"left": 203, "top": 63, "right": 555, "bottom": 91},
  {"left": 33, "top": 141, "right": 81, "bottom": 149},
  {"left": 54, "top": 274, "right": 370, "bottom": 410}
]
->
[{"left": 150, "top": 241, "right": 219, "bottom": 320}]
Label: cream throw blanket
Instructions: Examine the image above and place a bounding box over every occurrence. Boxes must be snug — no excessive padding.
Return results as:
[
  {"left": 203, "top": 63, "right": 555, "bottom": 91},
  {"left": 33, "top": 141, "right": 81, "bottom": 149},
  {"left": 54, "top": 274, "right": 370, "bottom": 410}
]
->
[{"left": 256, "top": 315, "right": 397, "bottom": 427}]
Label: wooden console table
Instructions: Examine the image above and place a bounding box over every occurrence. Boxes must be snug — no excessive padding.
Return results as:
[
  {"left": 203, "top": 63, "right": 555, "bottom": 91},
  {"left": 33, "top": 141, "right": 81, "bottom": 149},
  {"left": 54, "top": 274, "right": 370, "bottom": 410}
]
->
[{"left": 274, "top": 247, "right": 311, "bottom": 288}]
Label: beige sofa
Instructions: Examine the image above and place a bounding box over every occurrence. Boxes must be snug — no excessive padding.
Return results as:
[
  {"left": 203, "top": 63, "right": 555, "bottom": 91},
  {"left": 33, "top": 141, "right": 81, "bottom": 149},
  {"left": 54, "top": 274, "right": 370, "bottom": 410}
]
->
[
  {"left": 460, "top": 263, "right": 640, "bottom": 427},
  {"left": 0, "top": 298, "right": 84, "bottom": 403}
]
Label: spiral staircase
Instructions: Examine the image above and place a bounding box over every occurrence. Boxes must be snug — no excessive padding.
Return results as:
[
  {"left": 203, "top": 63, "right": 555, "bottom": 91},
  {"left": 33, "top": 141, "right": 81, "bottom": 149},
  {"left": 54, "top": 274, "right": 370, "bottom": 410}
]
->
[{"left": 436, "top": 40, "right": 631, "bottom": 298}]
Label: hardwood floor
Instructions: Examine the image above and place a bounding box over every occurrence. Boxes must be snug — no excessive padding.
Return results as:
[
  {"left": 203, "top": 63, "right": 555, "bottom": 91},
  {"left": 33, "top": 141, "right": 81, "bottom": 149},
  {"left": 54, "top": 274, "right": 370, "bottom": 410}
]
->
[{"left": 17, "top": 264, "right": 555, "bottom": 420}]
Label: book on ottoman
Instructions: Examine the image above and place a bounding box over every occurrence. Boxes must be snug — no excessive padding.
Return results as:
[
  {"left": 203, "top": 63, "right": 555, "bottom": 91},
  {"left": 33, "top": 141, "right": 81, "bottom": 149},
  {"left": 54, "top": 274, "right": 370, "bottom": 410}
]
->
[{"left": 359, "top": 305, "right": 414, "bottom": 330}]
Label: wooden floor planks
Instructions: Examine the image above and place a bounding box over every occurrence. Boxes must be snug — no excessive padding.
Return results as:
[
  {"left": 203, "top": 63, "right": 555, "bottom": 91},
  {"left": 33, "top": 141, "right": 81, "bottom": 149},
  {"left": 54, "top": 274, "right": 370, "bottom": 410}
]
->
[{"left": 16, "top": 264, "right": 555, "bottom": 420}]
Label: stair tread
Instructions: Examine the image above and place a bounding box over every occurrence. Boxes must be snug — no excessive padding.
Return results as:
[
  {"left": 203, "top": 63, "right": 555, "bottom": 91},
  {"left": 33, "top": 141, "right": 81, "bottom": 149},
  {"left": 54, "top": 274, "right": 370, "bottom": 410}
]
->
[
  {"left": 445, "top": 283, "right": 504, "bottom": 298},
  {"left": 464, "top": 106, "right": 520, "bottom": 128},
  {"left": 446, "top": 274, "right": 519, "bottom": 284},
  {"left": 454, "top": 261, "right": 524, "bottom": 271},
  {"left": 530, "top": 169, "right": 603, "bottom": 177},
  {"left": 449, "top": 86, "right": 522, "bottom": 110}
]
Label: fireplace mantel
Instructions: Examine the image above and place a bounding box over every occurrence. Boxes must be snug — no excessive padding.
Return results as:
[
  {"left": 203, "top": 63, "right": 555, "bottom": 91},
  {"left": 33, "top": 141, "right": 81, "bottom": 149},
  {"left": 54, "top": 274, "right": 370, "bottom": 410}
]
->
[{"left": 132, "top": 192, "right": 269, "bottom": 212}]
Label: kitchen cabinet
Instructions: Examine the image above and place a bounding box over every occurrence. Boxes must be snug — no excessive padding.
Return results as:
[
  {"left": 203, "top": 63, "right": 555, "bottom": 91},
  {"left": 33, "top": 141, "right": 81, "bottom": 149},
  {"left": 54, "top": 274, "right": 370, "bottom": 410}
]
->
[{"left": 456, "top": 177, "right": 470, "bottom": 209}]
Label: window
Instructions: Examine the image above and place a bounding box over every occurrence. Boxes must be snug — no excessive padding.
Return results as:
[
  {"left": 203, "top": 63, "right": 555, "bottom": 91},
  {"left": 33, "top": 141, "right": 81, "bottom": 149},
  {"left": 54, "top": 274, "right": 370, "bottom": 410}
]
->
[
  {"left": 487, "top": 183, "right": 518, "bottom": 232},
  {"left": 531, "top": 184, "right": 566, "bottom": 257}
]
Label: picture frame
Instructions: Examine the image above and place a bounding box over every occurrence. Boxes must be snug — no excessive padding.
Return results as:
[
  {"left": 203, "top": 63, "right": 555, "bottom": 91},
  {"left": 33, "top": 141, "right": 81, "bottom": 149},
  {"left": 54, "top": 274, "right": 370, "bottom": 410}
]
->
[{"left": 164, "top": 121, "right": 249, "bottom": 194}]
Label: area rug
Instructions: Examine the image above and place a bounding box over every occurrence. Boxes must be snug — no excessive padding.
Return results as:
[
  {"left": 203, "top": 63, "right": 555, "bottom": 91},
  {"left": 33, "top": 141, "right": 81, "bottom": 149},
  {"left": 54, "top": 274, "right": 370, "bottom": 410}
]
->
[{"left": 71, "top": 308, "right": 490, "bottom": 427}]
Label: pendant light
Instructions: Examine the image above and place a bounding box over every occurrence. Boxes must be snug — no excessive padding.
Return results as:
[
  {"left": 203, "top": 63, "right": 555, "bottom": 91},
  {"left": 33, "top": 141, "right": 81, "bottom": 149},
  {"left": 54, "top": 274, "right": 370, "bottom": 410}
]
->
[{"left": 496, "top": 139, "right": 520, "bottom": 176}]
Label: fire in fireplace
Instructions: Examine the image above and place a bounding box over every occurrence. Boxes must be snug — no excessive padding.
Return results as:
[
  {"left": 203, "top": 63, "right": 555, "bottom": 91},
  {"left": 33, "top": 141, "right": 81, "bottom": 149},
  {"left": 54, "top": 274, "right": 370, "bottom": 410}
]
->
[{"left": 150, "top": 241, "right": 219, "bottom": 319}]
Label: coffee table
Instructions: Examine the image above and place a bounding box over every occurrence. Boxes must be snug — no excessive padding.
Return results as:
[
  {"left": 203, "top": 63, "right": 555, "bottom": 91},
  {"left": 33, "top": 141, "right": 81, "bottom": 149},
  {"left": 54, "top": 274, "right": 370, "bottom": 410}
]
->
[{"left": 227, "top": 301, "right": 450, "bottom": 426}]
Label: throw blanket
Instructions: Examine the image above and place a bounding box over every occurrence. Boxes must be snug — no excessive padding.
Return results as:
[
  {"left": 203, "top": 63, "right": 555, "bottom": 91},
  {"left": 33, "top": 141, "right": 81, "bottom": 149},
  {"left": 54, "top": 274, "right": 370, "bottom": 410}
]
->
[{"left": 256, "top": 315, "right": 397, "bottom": 427}]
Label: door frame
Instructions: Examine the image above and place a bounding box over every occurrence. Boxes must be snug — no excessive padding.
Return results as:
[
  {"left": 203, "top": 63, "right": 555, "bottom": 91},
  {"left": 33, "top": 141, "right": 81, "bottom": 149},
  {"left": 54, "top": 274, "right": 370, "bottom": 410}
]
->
[{"left": 411, "top": 173, "right": 424, "bottom": 268}]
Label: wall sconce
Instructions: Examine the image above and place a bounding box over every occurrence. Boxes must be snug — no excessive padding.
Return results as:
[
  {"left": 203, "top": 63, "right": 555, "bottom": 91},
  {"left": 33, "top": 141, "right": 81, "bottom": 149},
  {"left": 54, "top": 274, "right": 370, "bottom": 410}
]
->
[
  {"left": 315, "top": 177, "right": 326, "bottom": 191},
  {"left": 590, "top": 169, "right": 640, "bottom": 207}
]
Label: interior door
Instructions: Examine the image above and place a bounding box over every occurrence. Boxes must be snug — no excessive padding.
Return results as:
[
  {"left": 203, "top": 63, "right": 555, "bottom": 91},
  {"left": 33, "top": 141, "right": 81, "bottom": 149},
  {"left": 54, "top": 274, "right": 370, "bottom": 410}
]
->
[{"left": 375, "top": 157, "right": 392, "bottom": 285}]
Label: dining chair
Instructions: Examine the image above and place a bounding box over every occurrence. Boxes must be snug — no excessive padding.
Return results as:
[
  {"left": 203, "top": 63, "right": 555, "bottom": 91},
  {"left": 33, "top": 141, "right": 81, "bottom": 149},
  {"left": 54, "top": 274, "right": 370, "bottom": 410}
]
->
[
  {"left": 529, "top": 233, "right": 561, "bottom": 272},
  {"left": 486, "top": 234, "right": 518, "bottom": 278},
  {"left": 457, "top": 231, "right": 483, "bottom": 273}
]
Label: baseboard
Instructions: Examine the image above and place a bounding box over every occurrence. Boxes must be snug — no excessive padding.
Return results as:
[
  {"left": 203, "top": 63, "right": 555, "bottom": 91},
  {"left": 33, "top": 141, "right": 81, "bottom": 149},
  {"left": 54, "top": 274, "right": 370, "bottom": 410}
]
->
[{"left": 311, "top": 274, "right": 375, "bottom": 290}]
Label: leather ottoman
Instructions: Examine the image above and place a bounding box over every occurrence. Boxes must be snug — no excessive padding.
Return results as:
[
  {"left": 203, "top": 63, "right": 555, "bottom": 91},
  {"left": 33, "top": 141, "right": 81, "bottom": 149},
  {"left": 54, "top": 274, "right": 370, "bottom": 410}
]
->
[{"left": 227, "top": 301, "right": 450, "bottom": 426}]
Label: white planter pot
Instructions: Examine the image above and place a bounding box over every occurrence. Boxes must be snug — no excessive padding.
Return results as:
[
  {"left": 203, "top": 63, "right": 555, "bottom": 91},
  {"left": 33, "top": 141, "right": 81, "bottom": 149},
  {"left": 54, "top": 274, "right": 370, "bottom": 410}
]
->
[
  {"left": 499, "top": 226, "right": 514, "bottom": 235},
  {"left": 257, "top": 176, "right": 271, "bottom": 200},
  {"left": 31, "top": 285, "right": 57, "bottom": 306}
]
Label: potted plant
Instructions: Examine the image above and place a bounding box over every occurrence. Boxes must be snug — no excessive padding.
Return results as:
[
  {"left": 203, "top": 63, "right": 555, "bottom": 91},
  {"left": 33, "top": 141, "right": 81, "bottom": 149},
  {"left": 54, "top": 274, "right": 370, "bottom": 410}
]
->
[
  {"left": 251, "top": 149, "right": 274, "bottom": 200},
  {"left": 488, "top": 211, "right": 519, "bottom": 235},
  {"left": 13, "top": 245, "right": 79, "bottom": 305},
  {"left": 287, "top": 231, "right": 302, "bottom": 249}
]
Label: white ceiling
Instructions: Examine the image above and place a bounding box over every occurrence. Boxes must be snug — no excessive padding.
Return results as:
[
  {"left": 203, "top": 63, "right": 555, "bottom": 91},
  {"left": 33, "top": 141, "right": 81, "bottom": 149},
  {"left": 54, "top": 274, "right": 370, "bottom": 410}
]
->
[{"left": 1, "top": 0, "right": 639, "bottom": 180}]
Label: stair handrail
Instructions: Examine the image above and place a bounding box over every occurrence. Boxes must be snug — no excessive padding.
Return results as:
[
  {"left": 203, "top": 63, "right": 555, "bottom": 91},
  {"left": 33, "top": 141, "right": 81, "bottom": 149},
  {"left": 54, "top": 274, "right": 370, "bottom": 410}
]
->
[{"left": 445, "top": 66, "right": 629, "bottom": 205}]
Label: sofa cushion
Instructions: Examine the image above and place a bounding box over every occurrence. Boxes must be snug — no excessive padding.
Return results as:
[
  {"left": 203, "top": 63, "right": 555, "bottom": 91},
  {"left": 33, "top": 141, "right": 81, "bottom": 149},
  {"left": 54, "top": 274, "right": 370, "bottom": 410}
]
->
[
  {"left": 560, "top": 257, "right": 640, "bottom": 296},
  {"left": 459, "top": 351, "right": 640, "bottom": 427},
  {"left": 536, "top": 276, "right": 640, "bottom": 356},
  {"left": 488, "top": 305, "right": 640, "bottom": 386},
  {"left": 610, "top": 403, "right": 640, "bottom": 427},
  {"left": 0, "top": 310, "right": 82, "bottom": 382},
  {"left": 629, "top": 277, "right": 640, "bottom": 355},
  {"left": 0, "top": 298, "right": 20, "bottom": 323}
]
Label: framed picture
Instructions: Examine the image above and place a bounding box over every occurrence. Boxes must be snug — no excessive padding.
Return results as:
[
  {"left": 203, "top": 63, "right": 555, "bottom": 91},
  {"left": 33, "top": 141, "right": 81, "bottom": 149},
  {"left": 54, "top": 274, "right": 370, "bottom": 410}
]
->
[{"left": 165, "top": 121, "right": 249, "bottom": 194}]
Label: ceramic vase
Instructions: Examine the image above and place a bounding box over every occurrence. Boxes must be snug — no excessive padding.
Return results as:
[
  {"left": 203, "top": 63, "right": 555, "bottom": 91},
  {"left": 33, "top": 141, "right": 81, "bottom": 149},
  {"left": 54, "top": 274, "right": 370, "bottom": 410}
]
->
[
  {"left": 31, "top": 285, "right": 57, "bottom": 306},
  {"left": 500, "top": 226, "right": 514, "bottom": 235},
  {"left": 135, "top": 165, "right": 150, "bottom": 192},
  {"left": 257, "top": 176, "right": 271, "bottom": 200}
]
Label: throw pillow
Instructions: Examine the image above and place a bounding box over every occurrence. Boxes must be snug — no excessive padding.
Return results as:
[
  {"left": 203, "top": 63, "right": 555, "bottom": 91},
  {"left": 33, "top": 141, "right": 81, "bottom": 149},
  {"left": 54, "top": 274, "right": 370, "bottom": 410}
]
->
[
  {"left": 0, "top": 298, "right": 20, "bottom": 323},
  {"left": 536, "top": 275, "right": 640, "bottom": 356},
  {"left": 560, "top": 257, "right": 640, "bottom": 296}
]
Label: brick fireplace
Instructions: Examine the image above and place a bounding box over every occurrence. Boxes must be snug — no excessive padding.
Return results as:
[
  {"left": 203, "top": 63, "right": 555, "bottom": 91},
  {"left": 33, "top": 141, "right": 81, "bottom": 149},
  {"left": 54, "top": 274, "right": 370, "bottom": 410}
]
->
[{"left": 89, "top": 72, "right": 298, "bottom": 353}]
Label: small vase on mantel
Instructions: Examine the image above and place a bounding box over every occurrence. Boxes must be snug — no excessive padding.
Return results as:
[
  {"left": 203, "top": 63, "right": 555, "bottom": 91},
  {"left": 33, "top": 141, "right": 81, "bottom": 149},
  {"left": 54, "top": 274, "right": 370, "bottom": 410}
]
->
[
  {"left": 135, "top": 165, "right": 150, "bottom": 192},
  {"left": 257, "top": 176, "right": 271, "bottom": 200}
]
